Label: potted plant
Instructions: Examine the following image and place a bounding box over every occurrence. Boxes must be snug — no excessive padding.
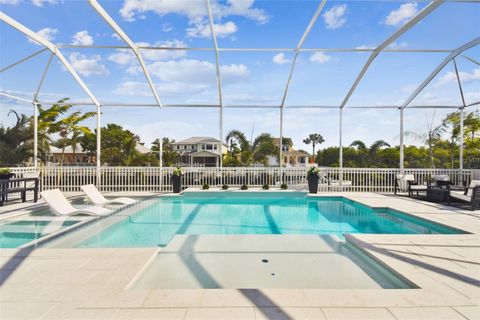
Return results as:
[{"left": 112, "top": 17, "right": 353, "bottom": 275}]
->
[
  {"left": 307, "top": 166, "right": 320, "bottom": 193},
  {"left": 281, "top": 183, "right": 288, "bottom": 190},
  {"left": 222, "top": 184, "right": 229, "bottom": 190},
  {"left": 262, "top": 184, "right": 269, "bottom": 190},
  {"left": 202, "top": 183, "right": 210, "bottom": 190},
  {"left": 0, "top": 168, "right": 15, "bottom": 180},
  {"left": 241, "top": 184, "right": 248, "bottom": 190},
  {"left": 172, "top": 167, "right": 183, "bottom": 193}
]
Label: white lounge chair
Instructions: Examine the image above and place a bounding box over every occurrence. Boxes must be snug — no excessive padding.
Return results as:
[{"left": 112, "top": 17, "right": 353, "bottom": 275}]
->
[
  {"left": 41, "top": 189, "right": 111, "bottom": 216},
  {"left": 81, "top": 184, "right": 136, "bottom": 206},
  {"left": 449, "top": 180, "right": 480, "bottom": 211}
]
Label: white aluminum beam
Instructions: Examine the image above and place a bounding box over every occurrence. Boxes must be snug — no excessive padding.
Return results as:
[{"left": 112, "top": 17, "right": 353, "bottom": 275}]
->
[
  {"left": 339, "top": 0, "right": 445, "bottom": 109},
  {"left": 399, "top": 108, "right": 404, "bottom": 171},
  {"left": 88, "top": 0, "right": 163, "bottom": 108},
  {"left": 206, "top": 0, "right": 224, "bottom": 170},
  {"left": 0, "top": 11, "right": 101, "bottom": 108},
  {"left": 401, "top": 37, "right": 480, "bottom": 109},
  {"left": 56, "top": 44, "right": 454, "bottom": 53},
  {"left": 280, "top": 0, "right": 327, "bottom": 108},
  {"left": 462, "top": 55, "right": 480, "bottom": 66},
  {"left": 453, "top": 58, "right": 467, "bottom": 171},
  {"left": 0, "top": 91, "right": 33, "bottom": 104},
  {"left": 0, "top": 48, "right": 47, "bottom": 73}
]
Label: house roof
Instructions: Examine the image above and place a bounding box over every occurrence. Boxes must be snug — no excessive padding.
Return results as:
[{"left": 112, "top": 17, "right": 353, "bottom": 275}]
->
[
  {"left": 135, "top": 144, "right": 152, "bottom": 154},
  {"left": 172, "top": 137, "right": 221, "bottom": 144}
]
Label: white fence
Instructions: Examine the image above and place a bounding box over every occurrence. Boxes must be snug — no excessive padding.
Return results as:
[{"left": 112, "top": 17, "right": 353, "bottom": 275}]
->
[{"left": 8, "top": 166, "right": 475, "bottom": 193}]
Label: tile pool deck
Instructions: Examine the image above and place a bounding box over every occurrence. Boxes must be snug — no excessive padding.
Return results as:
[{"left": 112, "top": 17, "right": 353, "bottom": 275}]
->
[{"left": 0, "top": 192, "right": 479, "bottom": 319}]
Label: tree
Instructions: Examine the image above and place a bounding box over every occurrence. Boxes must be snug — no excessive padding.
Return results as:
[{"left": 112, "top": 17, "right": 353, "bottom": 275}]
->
[
  {"left": 81, "top": 123, "right": 146, "bottom": 166},
  {"left": 225, "top": 130, "right": 277, "bottom": 166},
  {"left": 303, "top": 133, "right": 325, "bottom": 162},
  {"left": 54, "top": 111, "right": 95, "bottom": 165},
  {"left": 35, "top": 99, "right": 74, "bottom": 163},
  {"left": 0, "top": 110, "right": 32, "bottom": 166},
  {"left": 151, "top": 138, "right": 179, "bottom": 166}
]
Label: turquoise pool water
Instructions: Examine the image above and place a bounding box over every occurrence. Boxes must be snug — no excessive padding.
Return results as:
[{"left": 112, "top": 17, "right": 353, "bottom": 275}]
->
[
  {"left": 73, "top": 192, "right": 463, "bottom": 248},
  {"left": 0, "top": 220, "right": 80, "bottom": 248}
]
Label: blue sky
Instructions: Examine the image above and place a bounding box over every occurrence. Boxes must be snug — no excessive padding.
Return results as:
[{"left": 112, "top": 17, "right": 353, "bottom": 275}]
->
[{"left": 1, "top": 0, "right": 479, "bottom": 150}]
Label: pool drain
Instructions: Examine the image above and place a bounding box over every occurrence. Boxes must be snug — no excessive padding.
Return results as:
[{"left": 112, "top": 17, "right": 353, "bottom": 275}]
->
[{"left": 262, "top": 259, "right": 269, "bottom": 263}]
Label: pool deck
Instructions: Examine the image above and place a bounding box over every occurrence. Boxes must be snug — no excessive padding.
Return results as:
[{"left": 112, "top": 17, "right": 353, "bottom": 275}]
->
[{"left": 0, "top": 192, "right": 479, "bottom": 319}]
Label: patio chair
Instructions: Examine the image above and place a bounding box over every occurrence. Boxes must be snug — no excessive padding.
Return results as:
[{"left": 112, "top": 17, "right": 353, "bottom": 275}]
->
[
  {"left": 395, "top": 174, "right": 427, "bottom": 197},
  {"left": 81, "top": 184, "right": 136, "bottom": 206},
  {"left": 41, "top": 189, "right": 112, "bottom": 216},
  {"left": 448, "top": 180, "right": 480, "bottom": 211}
]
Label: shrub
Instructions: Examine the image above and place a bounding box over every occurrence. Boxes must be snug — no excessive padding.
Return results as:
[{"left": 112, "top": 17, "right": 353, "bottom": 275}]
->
[
  {"left": 172, "top": 167, "right": 183, "bottom": 176},
  {"left": 222, "top": 184, "right": 229, "bottom": 190},
  {"left": 202, "top": 183, "right": 210, "bottom": 190},
  {"left": 0, "top": 168, "right": 12, "bottom": 174},
  {"left": 280, "top": 183, "right": 288, "bottom": 190},
  {"left": 262, "top": 184, "right": 269, "bottom": 190},
  {"left": 241, "top": 184, "right": 248, "bottom": 190}
]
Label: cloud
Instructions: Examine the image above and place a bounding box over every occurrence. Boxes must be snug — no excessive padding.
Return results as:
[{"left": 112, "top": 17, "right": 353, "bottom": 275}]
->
[
  {"left": 187, "top": 21, "right": 238, "bottom": 38},
  {"left": 31, "top": 0, "right": 58, "bottom": 6},
  {"left": 68, "top": 52, "right": 109, "bottom": 77},
  {"left": 0, "top": 0, "right": 20, "bottom": 5},
  {"left": 114, "top": 59, "right": 249, "bottom": 97},
  {"left": 27, "top": 27, "right": 58, "bottom": 45},
  {"left": 435, "top": 68, "right": 480, "bottom": 87},
  {"left": 323, "top": 4, "right": 347, "bottom": 29},
  {"left": 71, "top": 30, "right": 94, "bottom": 46},
  {"left": 108, "top": 39, "right": 188, "bottom": 66},
  {"left": 385, "top": 2, "right": 418, "bottom": 27},
  {"left": 355, "top": 44, "right": 375, "bottom": 50},
  {"left": 388, "top": 41, "right": 408, "bottom": 49},
  {"left": 120, "top": 0, "right": 269, "bottom": 24},
  {"left": 272, "top": 53, "right": 290, "bottom": 65},
  {"left": 309, "top": 52, "right": 332, "bottom": 64}
]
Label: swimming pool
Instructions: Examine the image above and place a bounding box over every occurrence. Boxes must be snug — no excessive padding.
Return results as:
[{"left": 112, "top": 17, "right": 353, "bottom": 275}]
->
[
  {"left": 46, "top": 192, "right": 464, "bottom": 248},
  {"left": 0, "top": 219, "right": 81, "bottom": 248}
]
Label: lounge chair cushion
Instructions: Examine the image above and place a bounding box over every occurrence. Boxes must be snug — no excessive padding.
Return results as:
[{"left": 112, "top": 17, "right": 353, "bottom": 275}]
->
[
  {"left": 81, "top": 184, "right": 137, "bottom": 205},
  {"left": 410, "top": 185, "right": 427, "bottom": 191},
  {"left": 466, "top": 180, "right": 480, "bottom": 198},
  {"left": 450, "top": 191, "right": 471, "bottom": 202}
]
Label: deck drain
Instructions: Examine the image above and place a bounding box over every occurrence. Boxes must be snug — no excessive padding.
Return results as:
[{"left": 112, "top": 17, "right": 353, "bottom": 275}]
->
[
  {"left": 262, "top": 259, "right": 269, "bottom": 263},
  {"left": 271, "top": 273, "right": 276, "bottom": 276}
]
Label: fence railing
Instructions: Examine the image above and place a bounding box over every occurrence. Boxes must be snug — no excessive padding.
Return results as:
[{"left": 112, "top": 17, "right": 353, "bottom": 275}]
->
[{"left": 8, "top": 166, "right": 475, "bottom": 193}]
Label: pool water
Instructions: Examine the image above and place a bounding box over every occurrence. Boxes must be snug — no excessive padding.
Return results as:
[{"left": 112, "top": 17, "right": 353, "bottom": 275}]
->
[
  {"left": 0, "top": 219, "right": 80, "bottom": 248},
  {"left": 68, "top": 192, "right": 463, "bottom": 248}
]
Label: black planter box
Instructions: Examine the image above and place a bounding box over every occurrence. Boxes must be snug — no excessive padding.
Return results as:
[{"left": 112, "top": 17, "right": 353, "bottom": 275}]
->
[
  {"left": 307, "top": 175, "right": 319, "bottom": 193},
  {"left": 172, "top": 175, "right": 182, "bottom": 193}
]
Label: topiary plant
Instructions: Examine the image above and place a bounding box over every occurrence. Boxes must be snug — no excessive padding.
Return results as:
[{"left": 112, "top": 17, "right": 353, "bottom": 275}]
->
[
  {"left": 280, "top": 183, "right": 288, "bottom": 190},
  {"left": 262, "top": 184, "right": 269, "bottom": 190},
  {"left": 241, "top": 184, "right": 248, "bottom": 190},
  {"left": 222, "top": 184, "right": 229, "bottom": 190},
  {"left": 202, "top": 183, "right": 210, "bottom": 190}
]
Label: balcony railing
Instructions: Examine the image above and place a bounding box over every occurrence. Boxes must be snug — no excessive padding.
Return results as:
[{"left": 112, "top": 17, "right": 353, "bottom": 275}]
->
[{"left": 7, "top": 166, "right": 477, "bottom": 194}]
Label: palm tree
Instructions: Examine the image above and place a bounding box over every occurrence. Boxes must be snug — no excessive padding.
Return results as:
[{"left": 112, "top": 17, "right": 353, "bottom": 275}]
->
[
  {"left": 303, "top": 133, "right": 325, "bottom": 162},
  {"left": 34, "top": 99, "right": 73, "bottom": 163},
  {"left": 55, "top": 111, "right": 95, "bottom": 165},
  {"left": 368, "top": 140, "right": 391, "bottom": 167},
  {"left": 0, "top": 110, "right": 32, "bottom": 166},
  {"left": 349, "top": 140, "right": 368, "bottom": 167},
  {"left": 225, "top": 130, "right": 276, "bottom": 166}
]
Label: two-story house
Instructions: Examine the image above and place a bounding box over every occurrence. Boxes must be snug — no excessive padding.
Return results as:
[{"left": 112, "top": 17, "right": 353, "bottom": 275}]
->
[
  {"left": 172, "top": 137, "right": 227, "bottom": 167},
  {"left": 267, "top": 138, "right": 309, "bottom": 167}
]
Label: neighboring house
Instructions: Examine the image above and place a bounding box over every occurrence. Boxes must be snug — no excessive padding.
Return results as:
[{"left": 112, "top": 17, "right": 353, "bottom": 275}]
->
[
  {"left": 267, "top": 138, "right": 309, "bottom": 167},
  {"left": 46, "top": 143, "right": 151, "bottom": 165},
  {"left": 172, "top": 137, "right": 227, "bottom": 167}
]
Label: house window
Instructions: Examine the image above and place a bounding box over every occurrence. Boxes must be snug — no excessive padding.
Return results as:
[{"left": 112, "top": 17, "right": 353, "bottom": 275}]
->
[
  {"left": 214, "top": 144, "right": 218, "bottom": 150},
  {"left": 300, "top": 157, "right": 305, "bottom": 163},
  {"left": 184, "top": 145, "right": 187, "bottom": 150},
  {"left": 206, "top": 144, "right": 213, "bottom": 150},
  {"left": 176, "top": 145, "right": 180, "bottom": 150}
]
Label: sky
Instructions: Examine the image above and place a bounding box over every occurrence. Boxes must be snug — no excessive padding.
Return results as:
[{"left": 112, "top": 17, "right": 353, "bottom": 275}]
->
[{"left": 1, "top": 0, "right": 479, "bottom": 151}]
